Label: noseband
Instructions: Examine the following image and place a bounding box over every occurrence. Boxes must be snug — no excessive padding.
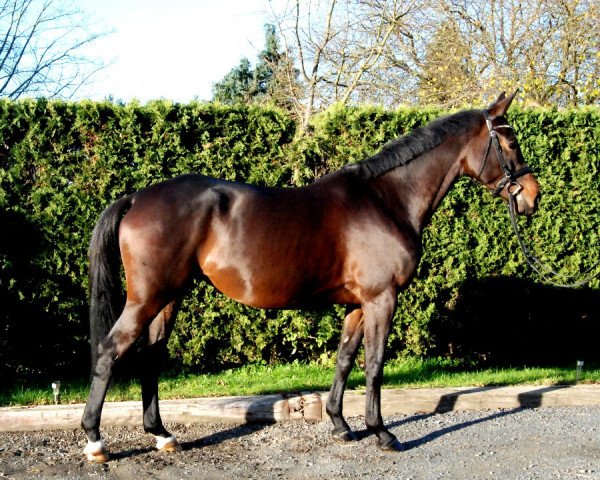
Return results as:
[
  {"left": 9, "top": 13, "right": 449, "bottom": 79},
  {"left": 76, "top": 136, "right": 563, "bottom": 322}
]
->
[{"left": 480, "top": 110, "right": 532, "bottom": 197}]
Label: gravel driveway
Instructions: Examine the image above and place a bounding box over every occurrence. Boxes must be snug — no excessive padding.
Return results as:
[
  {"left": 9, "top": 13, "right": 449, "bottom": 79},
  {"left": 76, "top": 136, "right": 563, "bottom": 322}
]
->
[{"left": 1, "top": 405, "right": 599, "bottom": 479}]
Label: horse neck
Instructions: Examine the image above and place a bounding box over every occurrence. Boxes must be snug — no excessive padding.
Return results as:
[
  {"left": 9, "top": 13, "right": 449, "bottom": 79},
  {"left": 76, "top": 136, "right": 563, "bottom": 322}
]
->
[{"left": 370, "top": 141, "right": 464, "bottom": 235}]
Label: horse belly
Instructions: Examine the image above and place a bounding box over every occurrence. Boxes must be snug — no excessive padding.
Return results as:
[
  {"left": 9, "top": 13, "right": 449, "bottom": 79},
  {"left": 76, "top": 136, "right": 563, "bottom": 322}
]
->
[
  {"left": 199, "top": 239, "right": 341, "bottom": 309},
  {"left": 196, "top": 184, "right": 349, "bottom": 308}
]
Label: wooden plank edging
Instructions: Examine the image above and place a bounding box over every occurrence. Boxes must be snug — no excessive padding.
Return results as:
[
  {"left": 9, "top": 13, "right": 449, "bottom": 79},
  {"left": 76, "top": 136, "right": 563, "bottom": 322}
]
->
[
  {"left": 1, "top": 385, "right": 598, "bottom": 433},
  {"left": 0, "top": 392, "right": 322, "bottom": 432},
  {"left": 329, "top": 384, "right": 600, "bottom": 417}
]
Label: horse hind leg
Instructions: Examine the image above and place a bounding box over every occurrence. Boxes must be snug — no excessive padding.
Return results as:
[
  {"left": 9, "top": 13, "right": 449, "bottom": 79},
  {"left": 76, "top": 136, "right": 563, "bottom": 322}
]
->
[
  {"left": 141, "top": 301, "right": 182, "bottom": 453},
  {"left": 81, "top": 300, "right": 167, "bottom": 462},
  {"left": 326, "top": 307, "right": 364, "bottom": 442}
]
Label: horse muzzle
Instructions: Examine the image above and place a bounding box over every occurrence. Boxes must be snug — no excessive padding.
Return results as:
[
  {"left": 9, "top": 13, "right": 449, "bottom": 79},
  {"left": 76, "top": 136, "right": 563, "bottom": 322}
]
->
[{"left": 513, "top": 189, "right": 541, "bottom": 216}]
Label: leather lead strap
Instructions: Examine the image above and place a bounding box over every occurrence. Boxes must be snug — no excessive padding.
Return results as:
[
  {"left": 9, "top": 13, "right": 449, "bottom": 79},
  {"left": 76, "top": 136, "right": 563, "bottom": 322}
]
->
[{"left": 508, "top": 193, "right": 600, "bottom": 288}]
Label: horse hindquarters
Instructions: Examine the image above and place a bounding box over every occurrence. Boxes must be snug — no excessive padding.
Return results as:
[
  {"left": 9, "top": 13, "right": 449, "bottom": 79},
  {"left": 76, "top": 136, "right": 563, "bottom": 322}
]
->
[
  {"left": 82, "top": 187, "right": 204, "bottom": 461},
  {"left": 82, "top": 195, "right": 135, "bottom": 461},
  {"left": 87, "top": 195, "right": 132, "bottom": 374}
]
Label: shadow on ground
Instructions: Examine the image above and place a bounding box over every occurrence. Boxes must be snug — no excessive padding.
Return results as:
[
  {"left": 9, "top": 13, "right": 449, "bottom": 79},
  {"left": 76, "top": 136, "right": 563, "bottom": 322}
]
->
[
  {"left": 387, "top": 384, "right": 572, "bottom": 450},
  {"left": 434, "top": 276, "right": 600, "bottom": 365}
]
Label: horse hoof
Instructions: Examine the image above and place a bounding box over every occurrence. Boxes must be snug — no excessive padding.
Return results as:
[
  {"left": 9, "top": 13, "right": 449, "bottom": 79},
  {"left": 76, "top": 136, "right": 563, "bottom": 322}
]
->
[
  {"left": 86, "top": 450, "right": 110, "bottom": 463},
  {"left": 156, "top": 435, "right": 183, "bottom": 453},
  {"left": 378, "top": 437, "right": 404, "bottom": 452},
  {"left": 83, "top": 440, "right": 109, "bottom": 463},
  {"left": 332, "top": 429, "right": 357, "bottom": 443}
]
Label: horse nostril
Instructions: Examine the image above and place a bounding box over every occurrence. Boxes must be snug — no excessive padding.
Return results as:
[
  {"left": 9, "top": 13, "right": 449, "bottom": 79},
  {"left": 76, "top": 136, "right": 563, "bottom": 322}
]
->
[{"left": 534, "top": 193, "right": 541, "bottom": 209}]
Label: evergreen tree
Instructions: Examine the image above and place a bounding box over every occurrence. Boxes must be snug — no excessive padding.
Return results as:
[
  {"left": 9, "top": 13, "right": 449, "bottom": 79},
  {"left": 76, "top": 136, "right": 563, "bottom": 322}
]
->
[
  {"left": 212, "top": 24, "right": 297, "bottom": 110},
  {"left": 212, "top": 57, "right": 255, "bottom": 104}
]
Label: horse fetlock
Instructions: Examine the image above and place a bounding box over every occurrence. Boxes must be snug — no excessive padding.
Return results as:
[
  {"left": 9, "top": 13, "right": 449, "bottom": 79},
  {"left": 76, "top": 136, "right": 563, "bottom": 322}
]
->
[
  {"left": 331, "top": 427, "right": 357, "bottom": 443},
  {"left": 325, "top": 399, "right": 339, "bottom": 418},
  {"left": 365, "top": 417, "right": 384, "bottom": 433},
  {"left": 142, "top": 417, "right": 168, "bottom": 436},
  {"left": 80, "top": 417, "right": 100, "bottom": 440},
  {"left": 377, "top": 434, "right": 404, "bottom": 452}
]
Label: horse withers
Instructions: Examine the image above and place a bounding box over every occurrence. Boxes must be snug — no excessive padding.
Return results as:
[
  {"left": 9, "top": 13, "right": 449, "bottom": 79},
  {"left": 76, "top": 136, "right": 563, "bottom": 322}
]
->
[{"left": 81, "top": 92, "right": 540, "bottom": 461}]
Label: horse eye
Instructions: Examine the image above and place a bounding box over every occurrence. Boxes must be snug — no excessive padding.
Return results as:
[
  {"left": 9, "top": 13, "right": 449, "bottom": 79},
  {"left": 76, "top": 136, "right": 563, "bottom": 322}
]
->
[{"left": 508, "top": 141, "right": 518, "bottom": 150}]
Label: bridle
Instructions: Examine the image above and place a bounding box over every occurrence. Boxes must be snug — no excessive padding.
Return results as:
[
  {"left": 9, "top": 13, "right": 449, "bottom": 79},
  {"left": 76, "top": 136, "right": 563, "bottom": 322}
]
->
[
  {"left": 479, "top": 110, "right": 532, "bottom": 197},
  {"left": 478, "top": 110, "right": 599, "bottom": 288}
]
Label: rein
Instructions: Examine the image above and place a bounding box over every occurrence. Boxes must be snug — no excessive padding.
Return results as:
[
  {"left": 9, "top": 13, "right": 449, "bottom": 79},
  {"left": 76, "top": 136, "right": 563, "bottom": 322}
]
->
[
  {"left": 507, "top": 195, "right": 600, "bottom": 288},
  {"left": 481, "top": 111, "right": 600, "bottom": 288}
]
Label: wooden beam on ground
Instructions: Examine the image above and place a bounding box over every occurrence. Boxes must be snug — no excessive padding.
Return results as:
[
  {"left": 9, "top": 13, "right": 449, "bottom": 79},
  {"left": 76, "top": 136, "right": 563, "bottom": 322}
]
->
[
  {"left": 1, "top": 385, "right": 598, "bottom": 433},
  {"left": 324, "top": 384, "right": 600, "bottom": 417},
  {"left": 0, "top": 392, "right": 322, "bottom": 432}
]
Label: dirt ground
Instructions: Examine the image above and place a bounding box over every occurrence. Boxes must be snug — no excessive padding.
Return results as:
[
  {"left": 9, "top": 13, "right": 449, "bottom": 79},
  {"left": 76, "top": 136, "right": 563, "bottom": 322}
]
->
[{"left": 1, "top": 405, "right": 599, "bottom": 479}]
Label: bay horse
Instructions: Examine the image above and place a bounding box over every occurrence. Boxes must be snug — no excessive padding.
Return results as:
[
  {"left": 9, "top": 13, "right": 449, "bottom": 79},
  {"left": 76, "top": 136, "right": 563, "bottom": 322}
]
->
[{"left": 81, "top": 92, "right": 540, "bottom": 461}]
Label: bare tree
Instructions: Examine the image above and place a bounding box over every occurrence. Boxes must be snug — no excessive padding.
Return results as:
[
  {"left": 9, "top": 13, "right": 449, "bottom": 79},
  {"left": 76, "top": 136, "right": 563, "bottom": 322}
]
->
[
  {"left": 538, "top": 0, "right": 600, "bottom": 106},
  {"left": 424, "top": 0, "right": 599, "bottom": 106},
  {"left": 268, "top": 0, "right": 338, "bottom": 130},
  {"left": 326, "top": 0, "right": 425, "bottom": 105},
  {"left": 0, "top": 0, "right": 106, "bottom": 99},
  {"left": 269, "top": 0, "right": 598, "bottom": 119},
  {"left": 270, "top": 0, "right": 418, "bottom": 131}
]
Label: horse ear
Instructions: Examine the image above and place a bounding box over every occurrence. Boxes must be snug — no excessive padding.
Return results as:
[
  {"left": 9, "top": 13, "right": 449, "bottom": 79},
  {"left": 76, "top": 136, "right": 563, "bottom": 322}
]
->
[{"left": 487, "top": 90, "right": 518, "bottom": 117}]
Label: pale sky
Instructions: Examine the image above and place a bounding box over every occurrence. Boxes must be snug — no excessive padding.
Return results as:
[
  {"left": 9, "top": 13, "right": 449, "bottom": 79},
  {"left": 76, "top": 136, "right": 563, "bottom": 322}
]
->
[{"left": 75, "top": 0, "right": 273, "bottom": 103}]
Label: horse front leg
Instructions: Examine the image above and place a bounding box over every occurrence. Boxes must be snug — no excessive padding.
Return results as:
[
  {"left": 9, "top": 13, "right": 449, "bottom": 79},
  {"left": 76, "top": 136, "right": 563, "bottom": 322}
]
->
[
  {"left": 363, "top": 290, "right": 403, "bottom": 451},
  {"left": 141, "top": 301, "right": 182, "bottom": 453},
  {"left": 326, "top": 307, "right": 364, "bottom": 441}
]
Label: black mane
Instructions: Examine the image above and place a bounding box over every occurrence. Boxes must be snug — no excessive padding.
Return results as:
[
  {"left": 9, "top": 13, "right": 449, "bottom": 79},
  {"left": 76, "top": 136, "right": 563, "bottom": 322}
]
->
[{"left": 354, "top": 109, "right": 483, "bottom": 179}]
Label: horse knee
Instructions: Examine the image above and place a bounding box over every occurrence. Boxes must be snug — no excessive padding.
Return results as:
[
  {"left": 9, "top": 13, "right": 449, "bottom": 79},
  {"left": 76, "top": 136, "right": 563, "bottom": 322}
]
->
[
  {"left": 335, "top": 352, "right": 354, "bottom": 371},
  {"left": 93, "top": 353, "right": 114, "bottom": 380}
]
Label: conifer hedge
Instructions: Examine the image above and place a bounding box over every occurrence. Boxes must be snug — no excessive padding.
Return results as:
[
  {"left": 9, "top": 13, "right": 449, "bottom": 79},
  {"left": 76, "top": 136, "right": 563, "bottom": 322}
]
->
[{"left": 0, "top": 99, "right": 598, "bottom": 381}]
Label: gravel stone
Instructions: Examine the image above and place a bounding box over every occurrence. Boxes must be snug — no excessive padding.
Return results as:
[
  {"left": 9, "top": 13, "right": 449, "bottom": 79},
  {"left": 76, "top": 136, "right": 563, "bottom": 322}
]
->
[{"left": 0, "top": 405, "right": 599, "bottom": 479}]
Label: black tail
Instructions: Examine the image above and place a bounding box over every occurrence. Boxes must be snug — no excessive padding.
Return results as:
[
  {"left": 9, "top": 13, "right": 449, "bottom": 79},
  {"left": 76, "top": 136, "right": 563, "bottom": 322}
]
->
[{"left": 88, "top": 195, "right": 133, "bottom": 372}]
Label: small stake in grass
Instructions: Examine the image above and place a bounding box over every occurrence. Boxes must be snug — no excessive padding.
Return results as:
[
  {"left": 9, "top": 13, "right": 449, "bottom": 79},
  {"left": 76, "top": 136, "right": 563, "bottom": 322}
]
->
[
  {"left": 576, "top": 361, "right": 584, "bottom": 383},
  {"left": 51, "top": 381, "right": 61, "bottom": 405}
]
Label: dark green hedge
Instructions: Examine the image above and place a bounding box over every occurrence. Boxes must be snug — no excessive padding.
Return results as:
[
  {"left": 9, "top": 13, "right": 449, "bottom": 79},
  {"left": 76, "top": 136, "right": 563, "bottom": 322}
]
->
[{"left": 0, "top": 99, "right": 598, "bottom": 382}]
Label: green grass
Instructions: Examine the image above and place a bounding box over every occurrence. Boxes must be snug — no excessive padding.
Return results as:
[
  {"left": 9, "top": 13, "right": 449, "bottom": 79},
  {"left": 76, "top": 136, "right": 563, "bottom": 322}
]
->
[{"left": 1, "top": 357, "right": 599, "bottom": 407}]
